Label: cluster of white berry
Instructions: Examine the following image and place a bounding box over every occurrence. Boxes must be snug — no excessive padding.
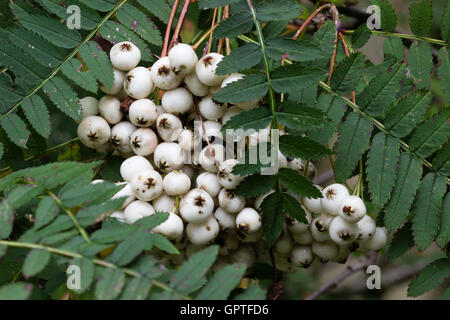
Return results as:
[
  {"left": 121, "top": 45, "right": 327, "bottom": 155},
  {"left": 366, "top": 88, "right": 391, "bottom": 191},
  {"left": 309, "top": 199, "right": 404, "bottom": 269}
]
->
[{"left": 76, "top": 41, "right": 386, "bottom": 273}]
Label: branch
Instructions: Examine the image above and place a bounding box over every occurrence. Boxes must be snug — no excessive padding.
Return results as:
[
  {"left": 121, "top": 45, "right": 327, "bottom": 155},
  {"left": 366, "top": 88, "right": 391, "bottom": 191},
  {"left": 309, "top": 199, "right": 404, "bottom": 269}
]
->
[{"left": 161, "top": 0, "right": 180, "bottom": 57}]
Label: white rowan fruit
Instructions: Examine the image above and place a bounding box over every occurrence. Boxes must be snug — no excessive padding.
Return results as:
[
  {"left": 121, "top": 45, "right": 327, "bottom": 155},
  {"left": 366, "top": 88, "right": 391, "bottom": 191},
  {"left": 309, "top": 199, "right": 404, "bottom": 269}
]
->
[
  {"left": 320, "top": 183, "right": 350, "bottom": 216},
  {"left": 291, "top": 245, "right": 314, "bottom": 268},
  {"left": 109, "top": 211, "right": 126, "bottom": 223},
  {"left": 153, "top": 212, "right": 184, "bottom": 240},
  {"left": 152, "top": 193, "right": 178, "bottom": 214},
  {"left": 311, "top": 216, "right": 332, "bottom": 243},
  {"left": 221, "top": 73, "right": 259, "bottom": 110},
  {"left": 359, "top": 227, "right": 387, "bottom": 252},
  {"left": 218, "top": 159, "right": 244, "bottom": 189},
  {"left": 161, "top": 87, "right": 193, "bottom": 114},
  {"left": 214, "top": 207, "right": 236, "bottom": 232},
  {"left": 98, "top": 95, "right": 123, "bottom": 124},
  {"left": 110, "top": 41, "right": 141, "bottom": 71},
  {"left": 303, "top": 185, "right": 324, "bottom": 214},
  {"left": 79, "top": 97, "right": 98, "bottom": 120},
  {"left": 195, "top": 53, "right": 225, "bottom": 86},
  {"left": 230, "top": 244, "right": 256, "bottom": 269},
  {"left": 112, "top": 182, "right": 135, "bottom": 209},
  {"left": 195, "top": 120, "right": 223, "bottom": 143},
  {"left": 274, "top": 253, "right": 296, "bottom": 273},
  {"left": 237, "top": 228, "right": 263, "bottom": 243},
  {"left": 221, "top": 106, "right": 241, "bottom": 125},
  {"left": 292, "top": 229, "right": 314, "bottom": 245},
  {"left": 124, "top": 66, "right": 154, "bottom": 99},
  {"left": 338, "top": 195, "right": 367, "bottom": 223},
  {"left": 130, "top": 169, "right": 163, "bottom": 201},
  {"left": 286, "top": 208, "right": 311, "bottom": 234},
  {"left": 130, "top": 128, "right": 158, "bottom": 156},
  {"left": 217, "top": 231, "right": 240, "bottom": 255},
  {"left": 77, "top": 116, "right": 111, "bottom": 148},
  {"left": 150, "top": 57, "right": 182, "bottom": 90},
  {"left": 123, "top": 200, "right": 155, "bottom": 224},
  {"left": 329, "top": 216, "right": 359, "bottom": 246},
  {"left": 199, "top": 144, "right": 225, "bottom": 173},
  {"left": 235, "top": 208, "right": 262, "bottom": 234},
  {"left": 100, "top": 69, "right": 125, "bottom": 95},
  {"left": 332, "top": 245, "right": 351, "bottom": 264},
  {"left": 110, "top": 121, "right": 136, "bottom": 154},
  {"left": 128, "top": 99, "right": 158, "bottom": 127},
  {"left": 156, "top": 104, "right": 166, "bottom": 118},
  {"left": 163, "top": 170, "right": 191, "bottom": 196},
  {"left": 184, "top": 72, "right": 209, "bottom": 97},
  {"left": 312, "top": 241, "right": 339, "bottom": 262},
  {"left": 274, "top": 230, "right": 294, "bottom": 257},
  {"left": 178, "top": 129, "right": 194, "bottom": 151},
  {"left": 186, "top": 216, "right": 220, "bottom": 245},
  {"left": 168, "top": 43, "right": 198, "bottom": 75},
  {"left": 287, "top": 158, "right": 305, "bottom": 174},
  {"left": 95, "top": 142, "right": 114, "bottom": 154},
  {"left": 156, "top": 113, "right": 182, "bottom": 142},
  {"left": 120, "top": 155, "right": 153, "bottom": 182},
  {"left": 218, "top": 188, "right": 245, "bottom": 214},
  {"left": 248, "top": 127, "right": 270, "bottom": 147},
  {"left": 356, "top": 215, "right": 376, "bottom": 241},
  {"left": 254, "top": 190, "right": 275, "bottom": 210},
  {"left": 153, "top": 142, "right": 184, "bottom": 172},
  {"left": 196, "top": 172, "right": 222, "bottom": 197},
  {"left": 198, "top": 95, "right": 227, "bottom": 121},
  {"left": 179, "top": 188, "right": 214, "bottom": 223}
]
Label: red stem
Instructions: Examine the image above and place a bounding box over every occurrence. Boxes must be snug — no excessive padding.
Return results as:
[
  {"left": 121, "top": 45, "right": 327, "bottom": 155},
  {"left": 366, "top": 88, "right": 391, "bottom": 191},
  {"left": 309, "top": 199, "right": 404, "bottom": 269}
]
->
[
  {"left": 292, "top": 3, "right": 331, "bottom": 40},
  {"left": 161, "top": 0, "right": 180, "bottom": 57},
  {"left": 168, "top": 0, "right": 191, "bottom": 51},
  {"left": 338, "top": 32, "right": 356, "bottom": 103}
]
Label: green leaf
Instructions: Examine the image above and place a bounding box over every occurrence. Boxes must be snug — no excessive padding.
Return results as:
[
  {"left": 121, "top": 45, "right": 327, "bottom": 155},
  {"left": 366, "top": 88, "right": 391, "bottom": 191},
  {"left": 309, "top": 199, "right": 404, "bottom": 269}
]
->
[
  {"left": 78, "top": 41, "right": 114, "bottom": 90},
  {"left": 409, "top": 110, "right": 450, "bottom": 158},
  {"left": 271, "top": 63, "right": 326, "bottom": 94},
  {"left": 384, "top": 90, "right": 431, "bottom": 138},
  {"left": 357, "top": 63, "right": 406, "bottom": 116},
  {"left": 275, "top": 102, "right": 329, "bottom": 130},
  {"left": 23, "top": 249, "right": 51, "bottom": 277},
  {"left": 334, "top": 113, "right": 373, "bottom": 183},
  {"left": 43, "top": 77, "right": 81, "bottom": 121},
  {"left": 440, "top": 287, "right": 450, "bottom": 300},
  {"left": 0, "top": 113, "right": 30, "bottom": 148},
  {"left": 409, "top": 0, "right": 432, "bottom": 37},
  {"left": 77, "top": 198, "right": 125, "bottom": 226},
  {"left": 438, "top": 47, "right": 450, "bottom": 102},
  {"left": 198, "top": 0, "right": 240, "bottom": 9},
  {"left": 170, "top": 245, "right": 219, "bottom": 295},
  {"left": 263, "top": 20, "right": 289, "bottom": 40},
  {"left": 91, "top": 224, "right": 136, "bottom": 244},
  {"left": 10, "top": 3, "right": 81, "bottom": 48},
  {"left": 0, "top": 199, "right": 14, "bottom": 239},
  {"left": 408, "top": 258, "right": 450, "bottom": 297},
  {"left": 442, "top": 1, "right": 450, "bottom": 42},
  {"left": 0, "top": 244, "right": 6, "bottom": 258},
  {"left": 134, "top": 212, "right": 170, "bottom": 231},
  {"left": 330, "top": 52, "right": 365, "bottom": 94},
  {"left": 21, "top": 95, "right": 51, "bottom": 138},
  {"left": 147, "top": 233, "right": 179, "bottom": 254},
  {"left": 234, "top": 284, "right": 266, "bottom": 300},
  {"left": 214, "top": 74, "right": 268, "bottom": 103},
  {"left": 117, "top": 4, "right": 162, "bottom": 46},
  {"left": 95, "top": 268, "right": 125, "bottom": 300},
  {"left": 108, "top": 232, "right": 147, "bottom": 267},
  {"left": 383, "top": 37, "right": 404, "bottom": 61},
  {"left": 279, "top": 135, "right": 331, "bottom": 161},
  {"left": 384, "top": 153, "right": 422, "bottom": 232},
  {"left": 366, "top": 132, "right": 400, "bottom": 208},
  {"left": 120, "top": 277, "right": 152, "bottom": 300},
  {"left": 281, "top": 192, "right": 308, "bottom": 224},
  {"left": 216, "top": 43, "right": 262, "bottom": 75},
  {"left": 370, "top": 0, "right": 397, "bottom": 32},
  {"left": 412, "top": 173, "right": 447, "bottom": 251},
  {"left": 61, "top": 58, "right": 98, "bottom": 94},
  {"left": 261, "top": 192, "right": 284, "bottom": 247},
  {"left": 232, "top": 143, "right": 272, "bottom": 176},
  {"left": 408, "top": 41, "right": 432, "bottom": 89},
  {"left": 351, "top": 24, "right": 371, "bottom": 49},
  {"left": 266, "top": 38, "right": 324, "bottom": 62},
  {"left": 35, "top": 196, "right": 59, "bottom": 229},
  {"left": 59, "top": 181, "right": 122, "bottom": 208},
  {"left": 0, "top": 282, "right": 32, "bottom": 300},
  {"left": 312, "top": 21, "right": 335, "bottom": 58},
  {"left": 69, "top": 258, "right": 95, "bottom": 294},
  {"left": 256, "top": 0, "right": 303, "bottom": 21},
  {"left": 235, "top": 174, "right": 276, "bottom": 197},
  {"left": 6, "top": 184, "right": 44, "bottom": 209},
  {"left": 432, "top": 142, "right": 450, "bottom": 176},
  {"left": 215, "top": 12, "right": 253, "bottom": 39},
  {"left": 278, "top": 168, "right": 322, "bottom": 199},
  {"left": 196, "top": 263, "right": 246, "bottom": 300},
  {"left": 136, "top": 0, "right": 171, "bottom": 23},
  {"left": 437, "top": 193, "right": 449, "bottom": 247},
  {"left": 387, "top": 222, "right": 414, "bottom": 260}
]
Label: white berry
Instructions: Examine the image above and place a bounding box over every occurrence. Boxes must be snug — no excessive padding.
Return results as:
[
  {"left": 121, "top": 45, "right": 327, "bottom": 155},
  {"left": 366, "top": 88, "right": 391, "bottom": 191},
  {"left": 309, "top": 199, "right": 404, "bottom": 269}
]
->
[
  {"left": 153, "top": 142, "right": 185, "bottom": 172},
  {"left": 338, "top": 195, "right": 367, "bottom": 223},
  {"left": 124, "top": 66, "right": 154, "bottom": 99},
  {"left": 179, "top": 188, "right": 214, "bottom": 223},
  {"left": 163, "top": 170, "right": 191, "bottom": 196},
  {"left": 152, "top": 193, "right": 178, "bottom": 214},
  {"left": 110, "top": 41, "right": 141, "bottom": 71},
  {"left": 128, "top": 99, "right": 158, "bottom": 127},
  {"left": 150, "top": 57, "right": 182, "bottom": 90},
  {"left": 291, "top": 245, "right": 313, "bottom": 268},
  {"left": 186, "top": 216, "right": 220, "bottom": 245},
  {"left": 168, "top": 43, "right": 198, "bottom": 75},
  {"left": 157, "top": 113, "right": 182, "bottom": 142},
  {"left": 235, "top": 208, "right": 261, "bottom": 234},
  {"left": 161, "top": 87, "right": 193, "bottom": 114},
  {"left": 153, "top": 212, "right": 184, "bottom": 240},
  {"left": 320, "top": 184, "right": 350, "bottom": 216},
  {"left": 329, "top": 216, "right": 359, "bottom": 246},
  {"left": 100, "top": 69, "right": 125, "bottom": 95},
  {"left": 218, "top": 188, "right": 245, "bottom": 214},
  {"left": 356, "top": 215, "right": 376, "bottom": 241},
  {"left": 199, "top": 95, "right": 227, "bottom": 121},
  {"left": 98, "top": 95, "right": 123, "bottom": 124},
  {"left": 195, "top": 53, "right": 225, "bottom": 86},
  {"left": 123, "top": 200, "right": 155, "bottom": 224},
  {"left": 130, "top": 169, "right": 163, "bottom": 201},
  {"left": 77, "top": 116, "right": 111, "bottom": 148},
  {"left": 184, "top": 72, "right": 209, "bottom": 97},
  {"left": 217, "top": 159, "right": 244, "bottom": 189},
  {"left": 79, "top": 97, "right": 98, "bottom": 120},
  {"left": 110, "top": 121, "right": 136, "bottom": 154},
  {"left": 120, "top": 155, "right": 153, "bottom": 182},
  {"left": 130, "top": 128, "right": 158, "bottom": 156}
]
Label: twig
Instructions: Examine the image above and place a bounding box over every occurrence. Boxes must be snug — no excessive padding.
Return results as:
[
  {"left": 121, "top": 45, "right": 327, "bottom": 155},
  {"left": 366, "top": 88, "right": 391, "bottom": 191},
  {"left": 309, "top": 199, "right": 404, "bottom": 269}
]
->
[
  {"left": 305, "top": 253, "right": 377, "bottom": 300},
  {"left": 207, "top": 8, "right": 218, "bottom": 54},
  {"left": 268, "top": 248, "right": 284, "bottom": 300},
  {"left": 326, "top": 4, "right": 341, "bottom": 85},
  {"left": 292, "top": 3, "right": 331, "bottom": 40},
  {"left": 161, "top": 0, "right": 180, "bottom": 57},
  {"left": 191, "top": 24, "right": 219, "bottom": 50},
  {"left": 168, "top": 0, "right": 191, "bottom": 50}
]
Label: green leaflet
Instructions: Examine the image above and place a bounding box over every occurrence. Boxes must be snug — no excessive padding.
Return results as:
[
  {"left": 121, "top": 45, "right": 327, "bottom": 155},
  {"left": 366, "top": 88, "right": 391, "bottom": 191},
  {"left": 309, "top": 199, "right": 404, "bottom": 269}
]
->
[
  {"left": 0, "top": 199, "right": 14, "bottom": 239},
  {"left": 61, "top": 58, "right": 98, "bottom": 94},
  {"left": 334, "top": 113, "right": 373, "bottom": 183},
  {"left": 59, "top": 180, "right": 123, "bottom": 208},
  {"left": 312, "top": 21, "right": 335, "bottom": 58},
  {"left": 383, "top": 37, "right": 404, "bottom": 61},
  {"left": 366, "top": 132, "right": 400, "bottom": 209},
  {"left": 263, "top": 20, "right": 289, "bottom": 40},
  {"left": 408, "top": 41, "right": 432, "bottom": 89},
  {"left": 384, "top": 90, "right": 431, "bottom": 138},
  {"left": 234, "top": 284, "right": 266, "bottom": 300},
  {"left": 437, "top": 47, "right": 450, "bottom": 103},
  {"left": 265, "top": 38, "right": 324, "bottom": 62},
  {"left": 95, "top": 268, "right": 126, "bottom": 300},
  {"left": 21, "top": 95, "right": 51, "bottom": 138},
  {"left": 261, "top": 192, "right": 284, "bottom": 247},
  {"left": 77, "top": 198, "right": 125, "bottom": 226},
  {"left": 77, "top": 0, "right": 116, "bottom": 12},
  {"left": 69, "top": 258, "right": 95, "bottom": 294},
  {"left": 6, "top": 184, "right": 44, "bottom": 209},
  {"left": 351, "top": 24, "right": 371, "bottom": 49},
  {"left": 214, "top": 74, "right": 268, "bottom": 103},
  {"left": 330, "top": 52, "right": 365, "bottom": 94},
  {"left": 384, "top": 153, "right": 422, "bottom": 232},
  {"left": 411, "top": 173, "right": 447, "bottom": 251},
  {"left": 387, "top": 222, "right": 414, "bottom": 260},
  {"left": 196, "top": 264, "right": 246, "bottom": 300},
  {"left": 23, "top": 248, "right": 51, "bottom": 277},
  {"left": 0, "top": 113, "right": 30, "bottom": 148},
  {"left": 120, "top": 277, "right": 152, "bottom": 300},
  {"left": 279, "top": 135, "right": 331, "bottom": 161},
  {"left": 107, "top": 232, "right": 147, "bottom": 267},
  {"left": 255, "top": 0, "right": 303, "bottom": 21},
  {"left": 147, "top": 233, "right": 179, "bottom": 254},
  {"left": 370, "top": 0, "right": 397, "bottom": 32},
  {"left": 214, "top": 12, "right": 254, "bottom": 39},
  {"left": 442, "top": 1, "right": 450, "bottom": 42},
  {"left": 235, "top": 174, "right": 276, "bottom": 197},
  {"left": 271, "top": 63, "right": 326, "bottom": 94},
  {"left": 436, "top": 193, "right": 449, "bottom": 247},
  {"left": 407, "top": 258, "right": 450, "bottom": 297},
  {"left": 78, "top": 41, "right": 114, "bottom": 90},
  {"left": 408, "top": 110, "right": 450, "bottom": 158},
  {"left": 43, "top": 76, "right": 81, "bottom": 121},
  {"left": 216, "top": 43, "right": 262, "bottom": 75},
  {"left": 275, "top": 101, "right": 329, "bottom": 130},
  {"left": 136, "top": 0, "right": 172, "bottom": 23},
  {"left": 278, "top": 168, "right": 322, "bottom": 199},
  {"left": 0, "top": 283, "right": 32, "bottom": 300},
  {"left": 221, "top": 106, "right": 271, "bottom": 132},
  {"left": 409, "top": 0, "right": 432, "bottom": 37},
  {"left": 432, "top": 141, "right": 450, "bottom": 176},
  {"left": 281, "top": 192, "right": 308, "bottom": 224},
  {"left": 198, "top": 0, "right": 240, "bottom": 9}
]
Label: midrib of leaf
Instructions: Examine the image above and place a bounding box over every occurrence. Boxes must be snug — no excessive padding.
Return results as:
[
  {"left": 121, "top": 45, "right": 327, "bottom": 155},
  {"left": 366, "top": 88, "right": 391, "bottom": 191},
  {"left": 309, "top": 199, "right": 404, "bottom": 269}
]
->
[{"left": 0, "top": 0, "right": 129, "bottom": 122}]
